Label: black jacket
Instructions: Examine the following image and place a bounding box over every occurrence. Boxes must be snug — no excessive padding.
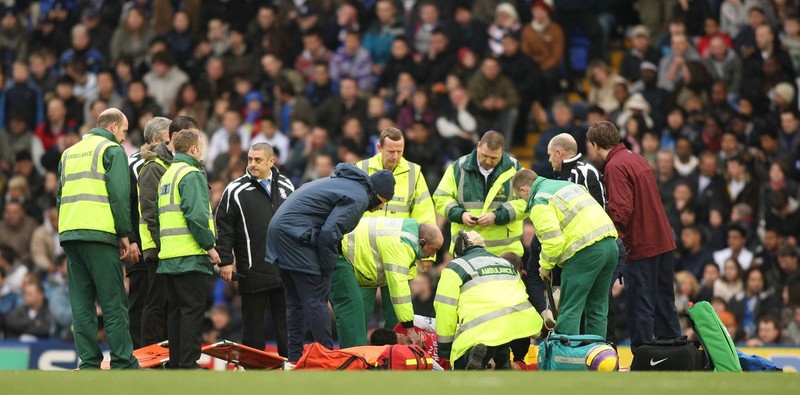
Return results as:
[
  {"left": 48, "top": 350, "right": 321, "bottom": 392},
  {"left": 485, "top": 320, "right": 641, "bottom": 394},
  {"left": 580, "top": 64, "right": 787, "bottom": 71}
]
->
[
  {"left": 556, "top": 153, "right": 606, "bottom": 208},
  {"left": 215, "top": 168, "right": 294, "bottom": 293},
  {"left": 126, "top": 151, "right": 147, "bottom": 274}
]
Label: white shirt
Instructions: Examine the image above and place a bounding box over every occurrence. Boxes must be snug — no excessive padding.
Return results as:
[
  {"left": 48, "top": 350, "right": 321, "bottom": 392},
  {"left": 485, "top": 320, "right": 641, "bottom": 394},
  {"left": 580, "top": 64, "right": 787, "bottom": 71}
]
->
[
  {"left": 251, "top": 130, "right": 291, "bottom": 165},
  {"left": 207, "top": 127, "right": 251, "bottom": 172},
  {"left": 479, "top": 166, "right": 493, "bottom": 182},
  {"left": 698, "top": 174, "right": 712, "bottom": 194},
  {"left": 729, "top": 179, "right": 745, "bottom": 201},
  {"left": 713, "top": 247, "right": 754, "bottom": 271}
]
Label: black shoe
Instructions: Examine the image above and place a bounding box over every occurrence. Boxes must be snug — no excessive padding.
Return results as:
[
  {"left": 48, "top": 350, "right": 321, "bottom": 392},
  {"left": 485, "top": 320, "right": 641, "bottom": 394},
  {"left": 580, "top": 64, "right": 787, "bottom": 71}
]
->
[{"left": 465, "top": 344, "right": 487, "bottom": 370}]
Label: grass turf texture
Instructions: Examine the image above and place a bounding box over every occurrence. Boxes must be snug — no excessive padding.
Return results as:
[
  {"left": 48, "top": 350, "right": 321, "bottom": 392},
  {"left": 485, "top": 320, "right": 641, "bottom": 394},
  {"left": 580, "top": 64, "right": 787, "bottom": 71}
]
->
[{"left": 2, "top": 371, "right": 798, "bottom": 395}]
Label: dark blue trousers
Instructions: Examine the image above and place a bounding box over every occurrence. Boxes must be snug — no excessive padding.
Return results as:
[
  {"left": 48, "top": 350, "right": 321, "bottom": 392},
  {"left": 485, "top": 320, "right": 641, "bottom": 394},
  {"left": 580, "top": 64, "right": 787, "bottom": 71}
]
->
[
  {"left": 281, "top": 269, "right": 333, "bottom": 362},
  {"left": 624, "top": 251, "right": 682, "bottom": 351}
]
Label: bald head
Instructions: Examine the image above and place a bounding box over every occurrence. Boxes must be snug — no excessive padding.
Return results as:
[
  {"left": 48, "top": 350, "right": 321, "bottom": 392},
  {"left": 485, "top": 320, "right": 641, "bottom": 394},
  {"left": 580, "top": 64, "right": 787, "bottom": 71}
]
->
[
  {"left": 97, "top": 108, "right": 128, "bottom": 143},
  {"left": 419, "top": 223, "right": 443, "bottom": 259},
  {"left": 549, "top": 133, "right": 578, "bottom": 156},
  {"left": 546, "top": 133, "right": 578, "bottom": 173}
]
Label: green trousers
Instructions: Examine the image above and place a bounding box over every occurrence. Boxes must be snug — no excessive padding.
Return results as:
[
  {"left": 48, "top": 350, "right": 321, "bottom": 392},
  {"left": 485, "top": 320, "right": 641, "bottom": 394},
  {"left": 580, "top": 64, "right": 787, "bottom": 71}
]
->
[
  {"left": 330, "top": 257, "right": 368, "bottom": 348},
  {"left": 64, "top": 241, "right": 139, "bottom": 369},
  {"left": 554, "top": 237, "right": 619, "bottom": 338},
  {"left": 360, "top": 285, "right": 398, "bottom": 329}
]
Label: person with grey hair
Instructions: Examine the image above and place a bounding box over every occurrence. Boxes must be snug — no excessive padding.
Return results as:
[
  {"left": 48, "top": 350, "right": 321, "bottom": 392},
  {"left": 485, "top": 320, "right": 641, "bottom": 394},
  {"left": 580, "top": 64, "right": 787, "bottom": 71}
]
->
[
  {"left": 215, "top": 142, "right": 294, "bottom": 355},
  {"left": 60, "top": 23, "right": 105, "bottom": 74},
  {"left": 126, "top": 116, "right": 171, "bottom": 348},
  {"left": 138, "top": 115, "right": 199, "bottom": 346}
]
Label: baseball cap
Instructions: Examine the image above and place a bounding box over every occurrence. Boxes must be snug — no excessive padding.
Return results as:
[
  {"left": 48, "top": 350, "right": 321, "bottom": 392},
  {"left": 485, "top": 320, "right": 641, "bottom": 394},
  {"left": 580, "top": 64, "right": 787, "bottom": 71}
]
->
[{"left": 630, "top": 25, "right": 651, "bottom": 39}]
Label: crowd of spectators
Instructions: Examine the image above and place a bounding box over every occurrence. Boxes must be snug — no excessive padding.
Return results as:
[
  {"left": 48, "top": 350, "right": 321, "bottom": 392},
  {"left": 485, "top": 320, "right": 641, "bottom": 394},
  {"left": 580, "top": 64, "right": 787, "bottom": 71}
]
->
[{"left": 0, "top": 0, "right": 800, "bottom": 348}]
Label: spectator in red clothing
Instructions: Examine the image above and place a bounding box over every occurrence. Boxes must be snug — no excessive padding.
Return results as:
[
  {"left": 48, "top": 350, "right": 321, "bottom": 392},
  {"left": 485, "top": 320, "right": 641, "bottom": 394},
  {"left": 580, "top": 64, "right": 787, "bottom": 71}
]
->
[
  {"left": 696, "top": 17, "right": 733, "bottom": 58},
  {"left": 586, "top": 121, "right": 681, "bottom": 351},
  {"left": 33, "top": 97, "right": 72, "bottom": 152}
]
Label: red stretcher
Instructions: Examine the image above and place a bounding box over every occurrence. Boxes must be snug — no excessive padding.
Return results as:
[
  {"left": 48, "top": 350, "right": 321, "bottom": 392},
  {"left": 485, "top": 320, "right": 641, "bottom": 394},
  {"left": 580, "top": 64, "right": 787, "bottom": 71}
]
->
[{"left": 132, "top": 340, "right": 287, "bottom": 370}]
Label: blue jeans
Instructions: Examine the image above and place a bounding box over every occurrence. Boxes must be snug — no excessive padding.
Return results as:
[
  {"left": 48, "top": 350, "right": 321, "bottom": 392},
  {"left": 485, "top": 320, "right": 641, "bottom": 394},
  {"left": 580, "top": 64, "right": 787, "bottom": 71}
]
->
[
  {"left": 281, "top": 269, "right": 333, "bottom": 362},
  {"left": 624, "top": 252, "right": 681, "bottom": 351}
]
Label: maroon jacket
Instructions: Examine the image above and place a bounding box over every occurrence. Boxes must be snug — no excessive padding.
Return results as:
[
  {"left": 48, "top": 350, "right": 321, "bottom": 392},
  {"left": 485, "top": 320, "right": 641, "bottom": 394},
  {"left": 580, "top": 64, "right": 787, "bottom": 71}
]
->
[{"left": 602, "top": 143, "right": 676, "bottom": 261}]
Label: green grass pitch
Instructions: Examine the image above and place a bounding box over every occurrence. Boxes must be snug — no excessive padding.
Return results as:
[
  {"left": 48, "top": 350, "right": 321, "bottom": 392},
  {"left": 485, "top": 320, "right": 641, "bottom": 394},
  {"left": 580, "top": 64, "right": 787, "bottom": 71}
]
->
[{"left": 2, "top": 371, "right": 799, "bottom": 395}]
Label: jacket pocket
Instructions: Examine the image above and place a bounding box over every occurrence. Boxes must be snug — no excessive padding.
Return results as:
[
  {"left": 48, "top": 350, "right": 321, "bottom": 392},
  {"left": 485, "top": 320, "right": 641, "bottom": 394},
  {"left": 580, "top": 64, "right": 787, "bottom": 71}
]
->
[{"left": 298, "top": 228, "right": 318, "bottom": 246}]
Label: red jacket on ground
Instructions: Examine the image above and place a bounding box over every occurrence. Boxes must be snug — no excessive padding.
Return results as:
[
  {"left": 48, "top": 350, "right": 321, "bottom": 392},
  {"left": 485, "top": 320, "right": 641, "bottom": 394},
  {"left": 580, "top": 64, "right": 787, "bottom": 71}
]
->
[{"left": 601, "top": 143, "right": 676, "bottom": 261}]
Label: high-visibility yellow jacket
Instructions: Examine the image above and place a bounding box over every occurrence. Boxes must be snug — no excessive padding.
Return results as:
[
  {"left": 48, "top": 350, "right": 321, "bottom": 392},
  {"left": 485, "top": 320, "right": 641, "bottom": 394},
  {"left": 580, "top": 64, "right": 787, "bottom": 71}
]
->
[
  {"left": 434, "top": 247, "right": 542, "bottom": 362},
  {"left": 526, "top": 177, "right": 618, "bottom": 270},
  {"left": 357, "top": 154, "right": 436, "bottom": 223},
  {"left": 433, "top": 149, "right": 527, "bottom": 256},
  {"left": 138, "top": 157, "right": 167, "bottom": 251},
  {"left": 341, "top": 217, "right": 423, "bottom": 325},
  {"left": 58, "top": 129, "right": 131, "bottom": 246},
  {"left": 156, "top": 153, "right": 216, "bottom": 275},
  {"left": 357, "top": 154, "right": 436, "bottom": 272}
]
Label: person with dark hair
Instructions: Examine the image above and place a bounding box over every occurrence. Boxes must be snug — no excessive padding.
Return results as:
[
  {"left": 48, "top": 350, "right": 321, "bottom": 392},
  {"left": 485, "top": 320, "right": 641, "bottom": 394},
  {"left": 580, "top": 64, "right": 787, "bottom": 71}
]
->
[
  {"left": 713, "top": 224, "right": 754, "bottom": 271},
  {"left": 586, "top": 121, "right": 681, "bottom": 351},
  {"left": 295, "top": 31, "right": 333, "bottom": 83},
  {"left": 416, "top": 28, "right": 457, "bottom": 87},
  {"left": 137, "top": 116, "right": 199, "bottom": 346},
  {"left": 4, "top": 282, "right": 54, "bottom": 339},
  {"left": 378, "top": 37, "right": 417, "bottom": 90},
  {"left": 435, "top": 131, "right": 527, "bottom": 257},
  {"left": 369, "top": 327, "right": 399, "bottom": 346},
  {"left": 329, "top": 29, "right": 373, "bottom": 91},
  {"left": 434, "top": 230, "right": 542, "bottom": 370},
  {"left": 266, "top": 164, "right": 395, "bottom": 369},
  {"left": 215, "top": 143, "right": 294, "bottom": 355},
  {"left": 729, "top": 267, "right": 781, "bottom": 340},
  {"left": 272, "top": 78, "right": 314, "bottom": 134},
  {"left": 143, "top": 51, "right": 189, "bottom": 114},
  {"left": 58, "top": 108, "right": 139, "bottom": 369},
  {"left": 4, "top": 61, "right": 44, "bottom": 131}
]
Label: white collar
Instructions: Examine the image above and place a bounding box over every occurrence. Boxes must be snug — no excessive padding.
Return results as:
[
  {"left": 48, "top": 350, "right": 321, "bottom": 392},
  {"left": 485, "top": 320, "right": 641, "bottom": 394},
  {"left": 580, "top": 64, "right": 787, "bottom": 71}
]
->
[{"left": 563, "top": 153, "right": 582, "bottom": 164}]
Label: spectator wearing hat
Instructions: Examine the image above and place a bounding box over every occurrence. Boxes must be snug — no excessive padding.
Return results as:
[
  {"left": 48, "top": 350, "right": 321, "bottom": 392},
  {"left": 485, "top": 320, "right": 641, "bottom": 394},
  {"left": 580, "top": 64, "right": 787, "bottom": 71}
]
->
[
  {"left": 620, "top": 25, "right": 662, "bottom": 83},
  {"left": 520, "top": 0, "right": 563, "bottom": 103},
  {"left": 742, "top": 24, "right": 796, "bottom": 113},
  {"left": 631, "top": 61, "right": 670, "bottom": 127},
  {"left": 772, "top": 82, "right": 797, "bottom": 112},
  {"left": 487, "top": 3, "right": 521, "bottom": 57},
  {"left": 143, "top": 51, "right": 189, "bottom": 114},
  {"left": 266, "top": 163, "right": 395, "bottom": 368}
]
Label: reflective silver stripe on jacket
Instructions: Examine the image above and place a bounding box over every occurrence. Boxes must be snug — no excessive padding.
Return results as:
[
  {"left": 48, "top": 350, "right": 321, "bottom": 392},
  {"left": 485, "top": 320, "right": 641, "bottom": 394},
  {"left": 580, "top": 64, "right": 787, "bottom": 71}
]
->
[{"left": 455, "top": 301, "right": 533, "bottom": 338}]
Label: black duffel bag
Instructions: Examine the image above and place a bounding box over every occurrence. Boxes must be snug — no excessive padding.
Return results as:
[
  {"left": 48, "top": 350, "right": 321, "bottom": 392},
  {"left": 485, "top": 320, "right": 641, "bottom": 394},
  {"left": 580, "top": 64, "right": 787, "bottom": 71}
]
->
[{"left": 630, "top": 336, "right": 709, "bottom": 371}]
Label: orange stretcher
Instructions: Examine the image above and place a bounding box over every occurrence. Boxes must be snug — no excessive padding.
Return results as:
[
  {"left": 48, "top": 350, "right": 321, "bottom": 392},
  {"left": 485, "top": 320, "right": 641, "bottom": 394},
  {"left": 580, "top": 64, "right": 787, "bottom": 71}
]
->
[{"left": 132, "top": 340, "right": 286, "bottom": 370}]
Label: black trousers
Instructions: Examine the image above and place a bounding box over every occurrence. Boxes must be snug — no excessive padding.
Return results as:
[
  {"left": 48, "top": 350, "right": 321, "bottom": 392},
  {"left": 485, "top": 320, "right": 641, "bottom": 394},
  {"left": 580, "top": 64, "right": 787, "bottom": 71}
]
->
[
  {"left": 127, "top": 269, "right": 148, "bottom": 349},
  {"left": 455, "top": 342, "right": 512, "bottom": 370},
  {"left": 241, "top": 288, "right": 288, "bottom": 357},
  {"left": 166, "top": 272, "right": 207, "bottom": 369},
  {"left": 141, "top": 258, "right": 168, "bottom": 345}
]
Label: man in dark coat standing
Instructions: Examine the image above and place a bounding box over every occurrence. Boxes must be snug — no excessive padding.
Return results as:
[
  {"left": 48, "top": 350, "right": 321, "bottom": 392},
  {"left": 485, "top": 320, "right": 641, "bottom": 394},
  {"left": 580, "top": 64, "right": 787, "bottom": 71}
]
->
[
  {"left": 266, "top": 164, "right": 395, "bottom": 367},
  {"left": 586, "top": 121, "right": 681, "bottom": 351},
  {"left": 216, "top": 143, "right": 294, "bottom": 356}
]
